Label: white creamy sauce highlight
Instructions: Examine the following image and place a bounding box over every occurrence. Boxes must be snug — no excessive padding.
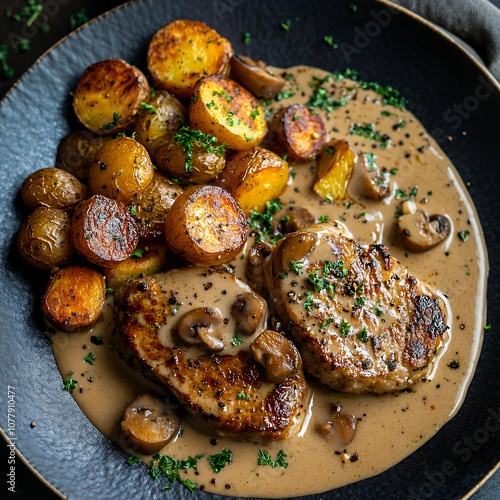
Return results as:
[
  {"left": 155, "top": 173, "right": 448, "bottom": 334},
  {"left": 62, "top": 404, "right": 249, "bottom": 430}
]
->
[{"left": 50, "top": 66, "right": 487, "bottom": 498}]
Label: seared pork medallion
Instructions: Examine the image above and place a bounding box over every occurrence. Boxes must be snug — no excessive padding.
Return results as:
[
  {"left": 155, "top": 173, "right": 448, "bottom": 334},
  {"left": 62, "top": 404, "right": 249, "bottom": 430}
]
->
[
  {"left": 117, "top": 266, "right": 308, "bottom": 442},
  {"left": 264, "top": 223, "right": 447, "bottom": 394}
]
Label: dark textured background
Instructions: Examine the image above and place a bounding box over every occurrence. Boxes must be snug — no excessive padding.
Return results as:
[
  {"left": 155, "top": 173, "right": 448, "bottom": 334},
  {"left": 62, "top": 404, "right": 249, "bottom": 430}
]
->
[{"left": 0, "top": 0, "right": 499, "bottom": 498}]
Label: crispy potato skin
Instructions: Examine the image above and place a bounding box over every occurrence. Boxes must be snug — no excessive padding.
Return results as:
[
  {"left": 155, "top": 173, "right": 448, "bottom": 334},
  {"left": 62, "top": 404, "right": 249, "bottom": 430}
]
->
[
  {"left": 313, "top": 140, "right": 356, "bottom": 201},
  {"left": 270, "top": 104, "right": 326, "bottom": 162},
  {"left": 89, "top": 137, "right": 154, "bottom": 204},
  {"left": 41, "top": 266, "right": 106, "bottom": 331},
  {"left": 130, "top": 172, "right": 183, "bottom": 243},
  {"left": 73, "top": 58, "right": 150, "bottom": 134},
  {"left": 17, "top": 207, "right": 73, "bottom": 270},
  {"left": 164, "top": 185, "right": 248, "bottom": 265},
  {"left": 56, "top": 130, "right": 113, "bottom": 181},
  {"left": 189, "top": 75, "right": 267, "bottom": 150},
  {"left": 71, "top": 195, "right": 138, "bottom": 268},
  {"left": 154, "top": 138, "right": 226, "bottom": 184},
  {"left": 215, "top": 147, "right": 290, "bottom": 214},
  {"left": 132, "top": 90, "right": 187, "bottom": 157},
  {"left": 20, "top": 167, "right": 88, "bottom": 210},
  {"left": 147, "top": 20, "right": 233, "bottom": 99}
]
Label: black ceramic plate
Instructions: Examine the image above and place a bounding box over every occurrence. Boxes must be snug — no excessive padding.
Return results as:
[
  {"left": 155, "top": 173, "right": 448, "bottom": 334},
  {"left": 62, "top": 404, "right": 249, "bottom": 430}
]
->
[{"left": 1, "top": 0, "right": 498, "bottom": 498}]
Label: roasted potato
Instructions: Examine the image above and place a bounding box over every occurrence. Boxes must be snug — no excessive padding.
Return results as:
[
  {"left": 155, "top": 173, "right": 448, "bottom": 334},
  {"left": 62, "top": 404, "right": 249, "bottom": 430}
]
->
[
  {"left": 154, "top": 126, "right": 226, "bottom": 184},
  {"left": 215, "top": 147, "right": 289, "bottom": 214},
  {"left": 147, "top": 19, "right": 233, "bottom": 99},
  {"left": 121, "top": 393, "right": 179, "bottom": 455},
  {"left": 89, "top": 137, "right": 154, "bottom": 204},
  {"left": 189, "top": 75, "right": 267, "bottom": 150},
  {"left": 270, "top": 104, "right": 326, "bottom": 162},
  {"left": 73, "top": 58, "right": 150, "bottom": 134},
  {"left": 56, "top": 130, "right": 113, "bottom": 181},
  {"left": 132, "top": 90, "right": 187, "bottom": 157},
  {"left": 17, "top": 207, "right": 72, "bottom": 270},
  {"left": 20, "top": 167, "right": 88, "bottom": 210},
  {"left": 313, "top": 140, "right": 356, "bottom": 201},
  {"left": 130, "top": 172, "right": 183, "bottom": 242},
  {"left": 71, "top": 195, "right": 139, "bottom": 268},
  {"left": 164, "top": 185, "right": 248, "bottom": 265},
  {"left": 230, "top": 55, "right": 286, "bottom": 99},
  {"left": 41, "top": 265, "right": 106, "bottom": 331}
]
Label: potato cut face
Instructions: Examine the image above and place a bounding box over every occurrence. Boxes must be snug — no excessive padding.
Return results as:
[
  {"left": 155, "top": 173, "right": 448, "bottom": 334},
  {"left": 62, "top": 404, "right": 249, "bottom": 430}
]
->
[
  {"left": 313, "top": 140, "right": 356, "bottom": 201},
  {"left": 215, "top": 147, "right": 290, "bottom": 214},
  {"left": 189, "top": 75, "right": 267, "bottom": 150},
  {"left": 41, "top": 266, "right": 106, "bottom": 331},
  {"left": 164, "top": 185, "right": 248, "bottom": 265},
  {"left": 147, "top": 20, "right": 233, "bottom": 99},
  {"left": 73, "top": 58, "right": 150, "bottom": 134}
]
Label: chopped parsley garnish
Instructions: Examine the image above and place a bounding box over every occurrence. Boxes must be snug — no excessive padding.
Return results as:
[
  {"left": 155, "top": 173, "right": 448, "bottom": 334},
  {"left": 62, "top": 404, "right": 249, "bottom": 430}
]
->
[
  {"left": 325, "top": 146, "right": 335, "bottom": 155},
  {"left": 290, "top": 260, "right": 303, "bottom": 275},
  {"left": 230, "top": 332, "right": 245, "bottom": 347},
  {"left": 357, "top": 327, "right": 369, "bottom": 342},
  {"left": 129, "top": 205, "right": 136, "bottom": 216},
  {"left": 349, "top": 3, "right": 358, "bottom": 11},
  {"left": 91, "top": 335, "right": 104, "bottom": 345},
  {"left": 69, "top": 9, "right": 89, "bottom": 30},
  {"left": 278, "top": 272, "right": 289, "bottom": 280},
  {"left": 237, "top": 392, "right": 248, "bottom": 400},
  {"left": 372, "top": 302, "right": 384, "bottom": 316},
  {"left": 281, "top": 20, "right": 292, "bottom": 31},
  {"left": 172, "top": 125, "right": 226, "bottom": 172},
  {"left": 101, "top": 112, "right": 121, "bottom": 130},
  {"left": 458, "top": 230, "right": 470, "bottom": 242},
  {"left": 7, "top": 0, "right": 43, "bottom": 27},
  {"left": 323, "top": 259, "right": 349, "bottom": 277},
  {"left": 484, "top": 324, "right": 492, "bottom": 332},
  {"left": 318, "top": 215, "right": 330, "bottom": 223},
  {"left": 275, "top": 89, "right": 295, "bottom": 101},
  {"left": 105, "top": 287, "right": 114, "bottom": 295},
  {"left": 127, "top": 456, "right": 139, "bottom": 466},
  {"left": 148, "top": 453, "right": 203, "bottom": 494},
  {"left": 63, "top": 377, "right": 77, "bottom": 393},
  {"left": 303, "top": 291, "right": 315, "bottom": 311},
  {"left": 212, "top": 89, "right": 234, "bottom": 101},
  {"left": 140, "top": 101, "right": 157, "bottom": 113},
  {"left": 307, "top": 82, "right": 348, "bottom": 112},
  {"left": 349, "top": 122, "right": 390, "bottom": 148},
  {"left": 83, "top": 352, "right": 96, "bottom": 365},
  {"left": 0, "top": 43, "right": 14, "bottom": 78},
  {"left": 364, "top": 152, "right": 376, "bottom": 171},
  {"left": 381, "top": 110, "right": 393, "bottom": 117},
  {"left": 323, "top": 35, "right": 338, "bottom": 49},
  {"left": 248, "top": 199, "right": 283, "bottom": 243},
  {"left": 208, "top": 449, "right": 233, "bottom": 473},
  {"left": 339, "top": 319, "right": 351, "bottom": 337},
  {"left": 257, "top": 449, "right": 288, "bottom": 468},
  {"left": 308, "top": 272, "right": 335, "bottom": 297},
  {"left": 243, "top": 32, "right": 251, "bottom": 44},
  {"left": 130, "top": 248, "right": 146, "bottom": 258},
  {"left": 320, "top": 317, "right": 334, "bottom": 330}
]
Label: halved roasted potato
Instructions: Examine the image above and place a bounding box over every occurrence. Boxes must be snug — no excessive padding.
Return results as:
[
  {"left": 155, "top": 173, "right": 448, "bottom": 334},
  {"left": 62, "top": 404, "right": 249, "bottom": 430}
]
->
[
  {"left": 270, "top": 104, "right": 326, "bottom": 162},
  {"left": 73, "top": 58, "right": 150, "bottom": 134},
  {"left": 154, "top": 126, "right": 226, "bottom": 184},
  {"left": 89, "top": 137, "right": 154, "bottom": 204},
  {"left": 71, "top": 195, "right": 138, "bottom": 268},
  {"left": 215, "top": 147, "right": 289, "bottom": 214},
  {"left": 147, "top": 19, "right": 233, "bottom": 99},
  {"left": 17, "top": 207, "right": 73, "bottom": 270},
  {"left": 20, "top": 167, "right": 88, "bottom": 210},
  {"left": 164, "top": 185, "right": 248, "bottom": 265},
  {"left": 41, "top": 265, "right": 106, "bottom": 331},
  {"left": 189, "top": 75, "right": 267, "bottom": 150},
  {"left": 313, "top": 140, "right": 356, "bottom": 201},
  {"left": 130, "top": 172, "right": 183, "bottom": 242},
  {"left": 132, "top": 90, "right": 187, "bottom": 157}
]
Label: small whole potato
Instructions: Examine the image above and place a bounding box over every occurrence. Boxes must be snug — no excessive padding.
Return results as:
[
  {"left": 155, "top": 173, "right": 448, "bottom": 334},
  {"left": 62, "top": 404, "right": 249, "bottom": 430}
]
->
[
  {"left": 17, "top": 207, "right": 73, "bottom": 270},
  {"left": 56, "top": 130, "right": 113, "bottom": 181},
  {"left": 20, "top": 167, "right": 88, "bottom": 210},
  {"left": 132, "top": 90, "right": 187, "bottom": 157},
  {"left": 164, "top": 185, "right": 248, "bottom": 265},
  {"left": 89, "top": 137, "right": 154, "bottom": 204},
  {"left": 41, "top": 265, "right": 106, "bottom": 331},
  {"left": 71, "top": 195, "right": 139, "bottom": 268}
]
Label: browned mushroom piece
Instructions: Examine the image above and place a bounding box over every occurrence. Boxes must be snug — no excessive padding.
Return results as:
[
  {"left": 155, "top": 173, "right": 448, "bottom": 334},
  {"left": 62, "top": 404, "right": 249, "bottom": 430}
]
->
[
  {"left": 230, "top": 55, "right": 286, "bottom": 99},
  {"left": 356, "top": 153, "right": 391, "bottom": 199},
  {"left": 176, "top": 307, "right": 225, "bottom": 351},
  {"left": 231, "top": 292, "right": 267, "bottom": 336},
  {"left": 121, "top": 393, "right": 179, "bottom": 455},
  {"left": 316, "top": 404, "right": 357, "bottom": 448},
  {"left": 250, "top": 329, "right": 302, "bottom": 383},
  {"left": 272, "top": 206, "right": 317, "bottom": 234},
  {"left": 398, "top": 210, "right": 451, "bottom": 252},
  {"left": 276, "top": 230, "right": 318, "bottom": 269},
  {"left": 246, "top": 241, "right": 273, "bottom": 290}
]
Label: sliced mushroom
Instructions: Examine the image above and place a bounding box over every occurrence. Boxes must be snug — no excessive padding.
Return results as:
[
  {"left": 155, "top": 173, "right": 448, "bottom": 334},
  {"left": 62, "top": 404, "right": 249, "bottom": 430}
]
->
[
  {"left": 272, "top": 206, "right": 316, "bottom": 234},
  {"left": 278, "top": 231, "right": 318, "bottom": 269},
  {"left": 246, "top": 241, "right": 273, "bottom": 290},
  {"left": 398, "top": 210, "right": 451, "bottom": 252},
  {"left": 176, "top": 307, "right": 225, "bottom": 351},
  {"left": 357, "top": 152, "right": 391, "bottom": 199},
  {"left": 250, "top": 330, "right": 302, "bottom": 383},
  {"left": 121, "top": 393, "right": 179, "bottom": 455},
  {"left": 316, "top": 404, "right": 357, "bottom": 448},
  {"left": 231, "top": 292, "right": 267, "bottom": 336},
  {"left": 230, "top": 55, "right": 286, "bottom": 99}
]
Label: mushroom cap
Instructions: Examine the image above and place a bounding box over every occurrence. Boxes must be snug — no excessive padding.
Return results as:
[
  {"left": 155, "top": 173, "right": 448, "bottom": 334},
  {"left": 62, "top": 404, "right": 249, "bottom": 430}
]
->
[{"left": 398, "top": 210, "right": 451, "bottom": 252}]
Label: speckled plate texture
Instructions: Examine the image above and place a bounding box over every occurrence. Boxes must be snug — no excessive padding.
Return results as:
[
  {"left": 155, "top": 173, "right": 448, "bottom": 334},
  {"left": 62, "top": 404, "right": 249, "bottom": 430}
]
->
[{"left": 0, "top": 0, "right": 498, "bottom": 498}]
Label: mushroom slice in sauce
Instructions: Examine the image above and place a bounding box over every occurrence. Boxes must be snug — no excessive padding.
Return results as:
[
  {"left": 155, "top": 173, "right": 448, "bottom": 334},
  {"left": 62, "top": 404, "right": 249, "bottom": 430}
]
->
[
  {"left": 357, "top": 152, "right": 391, "bottom": 199},
  {"left": 176, "top": 307, "right": 225, "bottom": 351},
  {"left": 121, "top": 393, "right": 179, "bottom": 455},
  {"left": 231, "top": 292, "right": 267, "bottom": 336},
  {"left": 316, "top": 404, "right": 357, "bottom": 449},
  {"left": 230, "top": 54, "right": 286, "bottom": 99},
  {"left": 398, "top": 210, "right": 451, "bottom": 252}
]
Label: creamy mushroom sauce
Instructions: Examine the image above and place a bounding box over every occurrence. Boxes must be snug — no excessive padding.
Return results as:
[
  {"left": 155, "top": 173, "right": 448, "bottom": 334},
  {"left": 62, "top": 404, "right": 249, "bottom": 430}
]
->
[{"left": 50, "top": 66, "right": 487, "bottom": 498}]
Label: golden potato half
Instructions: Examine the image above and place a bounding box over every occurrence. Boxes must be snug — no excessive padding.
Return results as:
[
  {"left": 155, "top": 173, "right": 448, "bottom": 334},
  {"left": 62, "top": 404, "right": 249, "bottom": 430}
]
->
[
  {"left": 73, "top": 58, "right": 150, "bottom": 134},
  {"left": 147, "top": 19, "right": 233, "bottom": 98}
]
